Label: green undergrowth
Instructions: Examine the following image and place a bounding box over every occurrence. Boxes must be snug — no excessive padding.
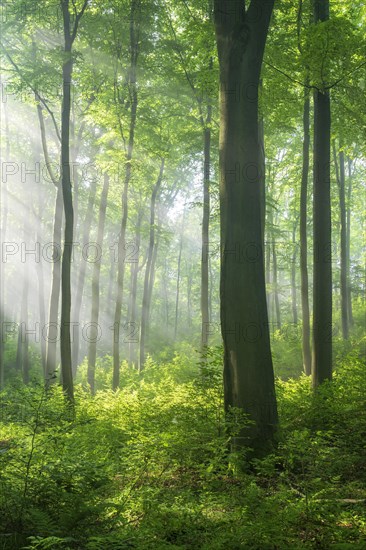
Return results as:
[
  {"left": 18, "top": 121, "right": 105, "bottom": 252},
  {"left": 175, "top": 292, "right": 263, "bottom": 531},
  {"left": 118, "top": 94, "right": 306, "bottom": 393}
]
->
[{"left": 0, "top": 342, "right": 365, "bottom": 549}]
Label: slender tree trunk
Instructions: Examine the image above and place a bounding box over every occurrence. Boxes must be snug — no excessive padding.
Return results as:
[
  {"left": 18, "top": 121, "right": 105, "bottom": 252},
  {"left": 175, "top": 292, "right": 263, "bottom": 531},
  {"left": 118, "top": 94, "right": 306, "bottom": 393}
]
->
[
  {"left": 35, "top": 148, "right": 47, "bottom": 375},
  {"left": 20, "top": 276, "right": 30, "bottom": 385},
  {"left": 0, "top": 101, "right": 10, "bottom": 389},
  {"left": 87, "top": 174, "right": 109, "bottom": 394},
  {"left": 272, "top": 240, "right": 281, "bottom": 329},
  {"left": 45, "top": 185, "right": 63, "bottom": 385},
  {"left": 214, "top": 0, "right": 277, "bottom": 454},
  {"left": 174, "top": 209, "right": 185, "bottom": 342},
  {"left": 147, "top": 223, "right": 159, "bottom": 322},
  {"left": 346, "top": 158, "right": 353, "bottom": 326},
  {"left": 300, "top": 88, "right": 311, "bottom": 375},
  {"left": 107, "top": 244, "right": 116, "bottom": 319},
  {"left": 71, "top": 179, "right": 97, "bottom": 375},
  {"left": 35, "top": 95, "right": 65, "bottom": 385},
  {"left": 333, "top": 145, "right": 348, "bottom": 339},
  {"left": 259, "top": 80, "right": 266, "bottom": 251},
  {"left": 128, "top": 209, "right": 143, "bottom": 367},
  {"left": 291, "top": 220, "right": 298, "bottom": 325},
  {"left": 17, "top": 218, "right": 29, "bottom": 384},
  {"left": 312, "top": 0, "right": 332, "bottom": 387},
  {"left": 113, "top": 0, "right": 140, "bottom": 389},
  {"left": 60, "top": 0, "right": 88, "bottom": 402},
  {"left": 201, "top": 102, "right": 212, "bottom": 350},
  {"left": 163, "top": 258, "right": 169, "bottom": 329},
  {"left": 187, "top": 268, "right": 192, "bottom": 328},
  {"left": 139, "top": 159, "right": 164, "bottom": 371}
]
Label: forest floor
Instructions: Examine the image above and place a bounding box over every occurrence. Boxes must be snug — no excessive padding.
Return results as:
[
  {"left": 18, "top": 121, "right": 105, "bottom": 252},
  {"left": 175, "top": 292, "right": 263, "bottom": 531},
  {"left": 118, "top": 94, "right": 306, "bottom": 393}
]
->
[{"left": 0, "top": 331, "right": 365, "bottom": 549}]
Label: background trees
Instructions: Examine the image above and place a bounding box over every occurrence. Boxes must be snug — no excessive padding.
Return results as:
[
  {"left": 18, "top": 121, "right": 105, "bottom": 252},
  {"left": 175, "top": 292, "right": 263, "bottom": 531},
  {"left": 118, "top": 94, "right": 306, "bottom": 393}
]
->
[{"left": 0, "top": 0, "right": 365, "bottom": 454}]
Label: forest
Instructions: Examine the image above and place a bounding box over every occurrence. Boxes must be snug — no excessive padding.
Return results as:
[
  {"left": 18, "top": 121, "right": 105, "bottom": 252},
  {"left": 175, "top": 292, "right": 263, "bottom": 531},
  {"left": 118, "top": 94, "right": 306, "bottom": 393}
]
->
[{"left": 0, "top": 0, "right": 365, "bottom": 548}]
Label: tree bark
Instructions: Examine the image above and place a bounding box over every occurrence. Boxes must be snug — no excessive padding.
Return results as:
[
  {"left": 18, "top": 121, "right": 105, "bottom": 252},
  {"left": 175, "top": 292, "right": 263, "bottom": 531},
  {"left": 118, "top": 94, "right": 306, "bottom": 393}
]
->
[
  {"left": 174, "top": 207, "right": 185, "bottom": 342},
  {"left": 312, "top": 0, "right": 332, "bottom": 387},
  {"left": 291, "top": 220, "right": 298, "bottom": 325},
  {"left": 128, "top": 208, "right": 143, "bottom": 367},
  {"left": 214, "top": 0, "right": 278, "bottom": 455},
  {"left": 272, "top": 240, "right": 281, "bottom": 329},
  {"left": 300, "top": 88, "right": 311, "bottom": 375},
  {"left": 87, "top": 173, "right": 110, "bottom": 394},
  {"left": 60, "top": 0, "right": 88, "bottom": 402},
  {"left": 139, "top": 159, "right": 164, "bottom": 371},
  {"left": 346, "top": 158, "right": 353, "bottom": 326},
  {"left": 45, "top": 185, "right": 63, "bottom": 385},
  {"left": 0, "top": 101, "right": 10, "bottom": 389},
  {"left": 201, "top": 102, "right": 212, "bottom": 351},
  {"left": 71, "top": 178, "right": 97, "bottom": 375},
  {"left": 113, "top": 0, "right": 140, "bottom": 390},
  {"left": 333, "top": 143, "right": 348, "bottom": 339}
]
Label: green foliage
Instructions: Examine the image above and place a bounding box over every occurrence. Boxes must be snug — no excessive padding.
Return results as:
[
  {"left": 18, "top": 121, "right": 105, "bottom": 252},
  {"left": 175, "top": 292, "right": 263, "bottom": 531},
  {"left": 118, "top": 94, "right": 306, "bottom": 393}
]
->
[{"left": 0, "top": 345, "right": 365, "bottom": 549}]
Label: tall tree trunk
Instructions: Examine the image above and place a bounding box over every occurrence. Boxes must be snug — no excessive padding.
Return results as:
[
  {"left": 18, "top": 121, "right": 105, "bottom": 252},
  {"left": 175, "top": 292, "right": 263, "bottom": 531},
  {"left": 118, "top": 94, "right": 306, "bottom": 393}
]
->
[
  {"left": 107, "top": 246, "right": 117, "bottom": 319},
  {"left": 346, "top": 158, "right": 353, "bottom": 326},
  {"left": 187, "top": 267, "right": 193, "bottom": 328},
  {"left": 259, "top": 80, "right": 266, "bottom": 251},
  {"left": 333, "top": 144, "right": 348, "bottom": 339},
  {"left": 174, "top": 208, "right": 185, "bottom": 342},
  {"left": 128, "top": 209, "right": 143, "bottom": 367},
  {"left": 60, "top": 0, "right": 88, "bottom": 401},
  {"left": 87, "top": 173, "right": 109, "bottom": 394},
  {"left": 201, "top": 102, "right": 212, "bottom": 351},
  {"left": 36, "top": 96, "right": 64, "bottom": 385},
  {"left": 214, "top": 0, "right": 277, "bottom": 455},
  {"left": 272, "top": 240, "right": 281, "bottom": 329},
  {"left": 0, "top": 101, "right": 10, "bottom": 389},
  {"left": 71, "top": 179, "right": 97, "bottom": 375},
  {"left": 113, "top": 0, "right": 140, "bottom": 390},
  {"left": 17, "top": 219, "right": 29, "bottom": 384},
  {"left": 300, "top": 88, "right": 311, "bottom": 375},
  {"left": 312, "top": 0, "right": 332, "bottom": 387},
  {"left": 45, "top": 185, "right": 63, "bottom": 385},
  {"left": 163, "top": 258, "right": 169, "bottom": 329},
  {"left": 147, "top": 223, "right": 160, "bottom": 322},
  {"left": 139, "top": 159, "right": 164, "bottom": 371},
  {"left": 35, "top": 147, "right": 47, "bottom": 375},
  {"left": 291, "top": 220, "right": 298, "bottom": 325}
]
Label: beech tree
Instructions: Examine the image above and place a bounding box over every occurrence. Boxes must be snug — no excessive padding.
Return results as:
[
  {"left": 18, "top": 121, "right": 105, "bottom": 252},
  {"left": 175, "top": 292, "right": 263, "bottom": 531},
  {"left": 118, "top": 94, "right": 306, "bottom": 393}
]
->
[
  {"left": 311, "top": 0, "right": 332, "bottom": 387},
  {"left": 214, "top": 0, "right": 278, "bottom": 453}
]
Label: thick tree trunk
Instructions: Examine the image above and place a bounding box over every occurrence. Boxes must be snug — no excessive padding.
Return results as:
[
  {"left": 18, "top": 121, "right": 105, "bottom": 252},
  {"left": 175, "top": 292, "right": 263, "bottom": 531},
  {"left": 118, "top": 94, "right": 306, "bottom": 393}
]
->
[
  {"left": 139, "top": 159, "right": 164, "bottom": 370},
  {"left": 87, "top": 173, "right": 109, "bottom": 394},
  {"left": 71, "top": 179, "right": 97, "bottom": 375},
  {"left": 300, "top": 89, "right": 311, "bottom": 375},
  {"left": 113, "top": 0, "right": 140, "bottom": 389},
  {"left": 312, "top": 0, "right": 332, "bottom": 387},
  {"left": 214, "top": 0, "right": 277, "bottom": 455}
]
